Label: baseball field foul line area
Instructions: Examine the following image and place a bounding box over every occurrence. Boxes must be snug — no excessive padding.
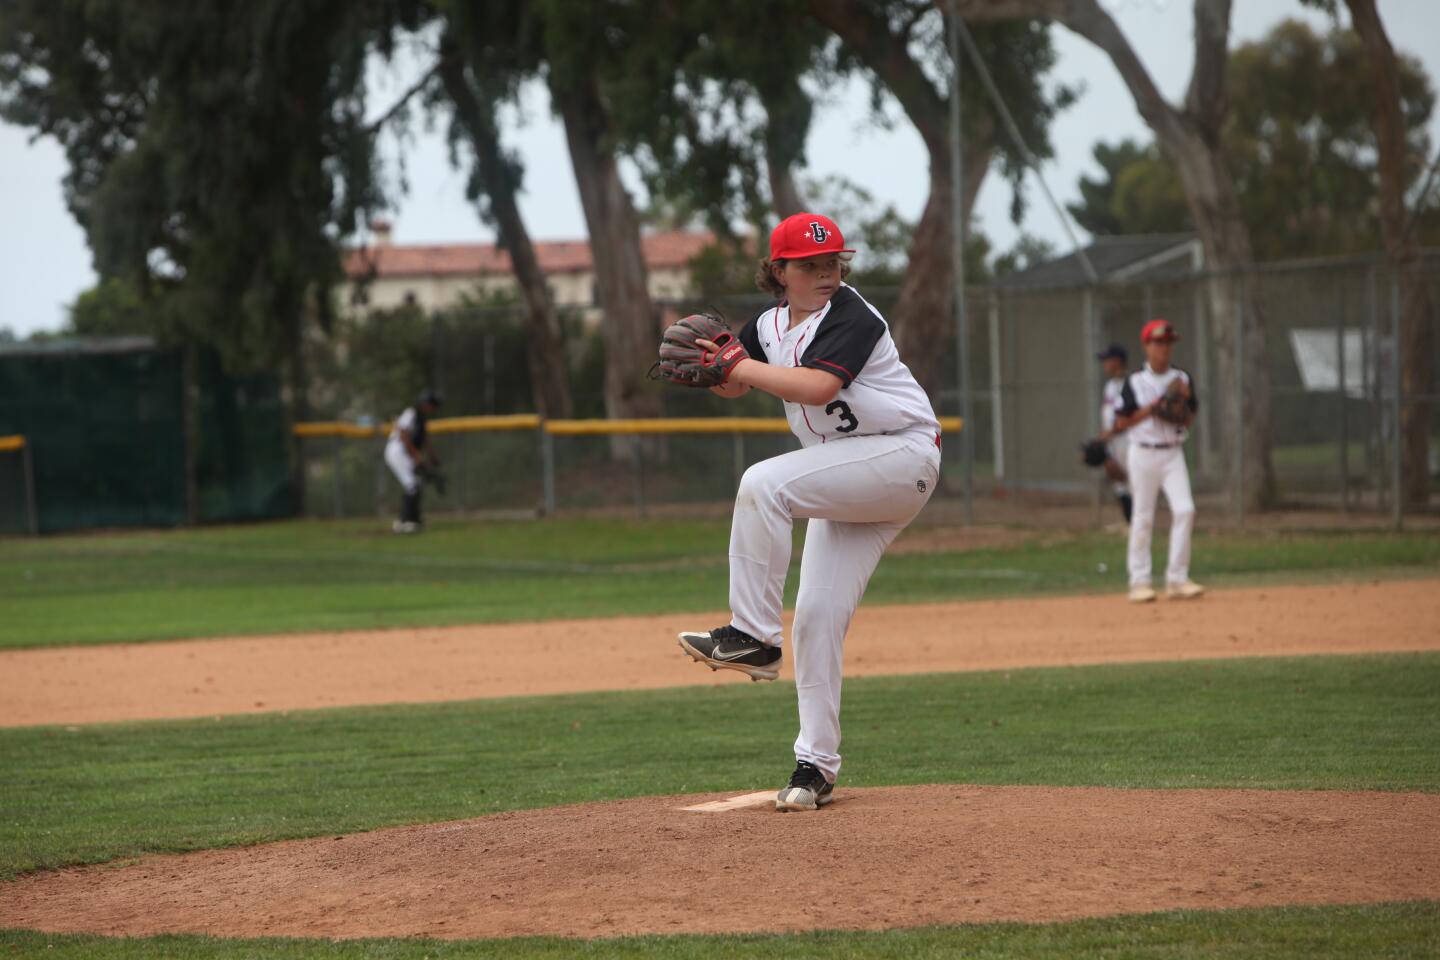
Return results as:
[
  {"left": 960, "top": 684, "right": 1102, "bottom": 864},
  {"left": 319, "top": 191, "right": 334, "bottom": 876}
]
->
[{"left": 3, "top": 579, "right": 1436, "bottom": 727}]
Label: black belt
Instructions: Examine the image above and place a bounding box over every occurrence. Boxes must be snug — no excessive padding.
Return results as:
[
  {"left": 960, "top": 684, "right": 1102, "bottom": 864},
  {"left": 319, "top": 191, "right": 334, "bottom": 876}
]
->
[{"left": 1139, "top": 442, "right": 1179, "bottom": 449}]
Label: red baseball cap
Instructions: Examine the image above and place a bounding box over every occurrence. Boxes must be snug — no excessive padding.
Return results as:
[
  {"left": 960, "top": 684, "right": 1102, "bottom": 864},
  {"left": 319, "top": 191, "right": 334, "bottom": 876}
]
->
[
  {"left": 1141, "top": 318, "right": 1180, "bottom": 343},
  {"left": 769, "top": 213, "right": 855, "bottom": 261}
]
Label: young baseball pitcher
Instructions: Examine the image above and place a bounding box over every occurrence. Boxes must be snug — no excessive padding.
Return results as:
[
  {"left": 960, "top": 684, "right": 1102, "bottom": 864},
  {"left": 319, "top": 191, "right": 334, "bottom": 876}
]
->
[
  {"left": 1113, "top": 320, "right": 1204, "bottom": 603},
  {"left": 653, "top": 212, "right": 941, "bottom": 812}
]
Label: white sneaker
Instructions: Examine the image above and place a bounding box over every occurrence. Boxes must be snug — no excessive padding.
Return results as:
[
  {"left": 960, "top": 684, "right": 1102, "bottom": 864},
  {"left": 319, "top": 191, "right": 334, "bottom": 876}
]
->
[
  {"left": 1129, "top": 585, "right": 1157, "bottom": 603},
  {"left": 392, "top": 520, "right": 419, "bottom": 534},
  {"left": 1166, "top": 581, "right": 1205, "bottom": 599}
]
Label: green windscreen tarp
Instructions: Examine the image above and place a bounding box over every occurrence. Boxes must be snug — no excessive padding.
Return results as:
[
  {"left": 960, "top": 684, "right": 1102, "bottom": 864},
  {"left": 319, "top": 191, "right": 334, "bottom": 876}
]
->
[{"left": 0, "top": 339, "right": 293, "bottom": 533}]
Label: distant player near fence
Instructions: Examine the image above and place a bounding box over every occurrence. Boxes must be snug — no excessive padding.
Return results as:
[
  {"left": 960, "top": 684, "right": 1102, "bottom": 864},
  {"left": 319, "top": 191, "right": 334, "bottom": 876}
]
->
[
  {"left": 1097, "top": 343, "right": 1133, "bottom": 526},
  {"left": 1114, "top": 320, "right": 1203, "bottom": 603},
  {"left": 384, "top": 390, "right": 442, "bottom": 534}
]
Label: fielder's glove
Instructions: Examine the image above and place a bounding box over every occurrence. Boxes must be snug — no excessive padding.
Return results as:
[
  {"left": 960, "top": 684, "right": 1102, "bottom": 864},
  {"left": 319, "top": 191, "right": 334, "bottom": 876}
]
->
[
  {"left": 416, "top": 463, "right": 447, "bottom": 495},
  {"left": 648, "top": 313, "right": 749, "bottom": 388},
  {"left": 1154, "top": 380, "right": 1192, "bottom": 424},
  {"left": 1080, "top": 438, "right": 1108, "bottom": 468}
]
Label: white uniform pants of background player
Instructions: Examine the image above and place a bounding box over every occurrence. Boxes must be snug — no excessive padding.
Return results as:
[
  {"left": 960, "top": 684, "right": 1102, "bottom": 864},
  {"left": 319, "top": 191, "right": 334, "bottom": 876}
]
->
[
  {"left": 1109, "top": 433, "right": 1130, "bottom": 500},
  {"left": 729, "top": 430, "right": 940, "bottom": 783},
  {"left": 384, "top": 442, "right": 419, "bottom": 495},
  {"left": 1126, "top": 444, "right": 1195, "bottom": 587}
]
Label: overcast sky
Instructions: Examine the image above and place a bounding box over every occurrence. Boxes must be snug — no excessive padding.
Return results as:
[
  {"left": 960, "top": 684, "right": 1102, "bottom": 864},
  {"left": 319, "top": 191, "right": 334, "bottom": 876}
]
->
[{"left": 2, "top": 0, "right": 1437, "bottom": 337}]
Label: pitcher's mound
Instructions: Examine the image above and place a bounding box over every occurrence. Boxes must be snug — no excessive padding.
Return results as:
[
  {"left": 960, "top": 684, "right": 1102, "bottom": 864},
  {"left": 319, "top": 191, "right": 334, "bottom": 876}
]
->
[{"left": 2, "top": 785, "right": 1436, "bottom": 940}]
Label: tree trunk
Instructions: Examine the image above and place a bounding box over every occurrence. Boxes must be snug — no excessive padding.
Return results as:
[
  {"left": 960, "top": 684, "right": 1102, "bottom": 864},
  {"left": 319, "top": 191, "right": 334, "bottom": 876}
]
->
[
  {"left": 893, "top": 141, "right": 991, "bottom": 395},
  {"left": 763, "top": 75, "right": 811, "bottom": 217},
  {"left": 1346, "top": 0, "right": 1432, "bottom": 508},
  {"left": 765, "top": 131, "right": 807, "bottom": 219},
  {"left": 806, "top": 0, "right": 995, "bottom": 401},
  {"left": 1168, "top": 125, "right": 1276, "bottom": 507},
  {"left": 438, "top": 48, "right": 573, "bottom": 419},
  {"left": 960, "top": 0, "right": 1278, "bottom": 509},
  {"left": 551, "top": 68, "right": 662, "bottom": 454}
]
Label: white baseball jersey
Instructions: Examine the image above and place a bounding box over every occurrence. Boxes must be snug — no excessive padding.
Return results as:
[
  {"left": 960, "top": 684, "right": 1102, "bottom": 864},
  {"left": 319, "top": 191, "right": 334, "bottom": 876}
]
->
[
  {"left": 1101, "top": 377, "right": 1125, "bottom": 434},
  {"left": 387, "top": 407, "right": 422, "bottom": 449},
  {"left": 385, "top": 406, "right": 426, "bottom": 495},
  {"left": 738, "top": 285, "right": 940, "bottom": 448},
  {"left": 1115, "top": 364, "right": 1198, "bottom": 446}
]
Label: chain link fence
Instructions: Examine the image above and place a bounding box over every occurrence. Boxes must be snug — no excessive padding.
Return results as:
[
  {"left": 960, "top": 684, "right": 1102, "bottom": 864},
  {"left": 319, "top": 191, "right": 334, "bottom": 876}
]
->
[
  {"left": 301, "top": 249, "right": 1438, "bottom": 524},
  {"left": 961, "top": 252, "right": 1439, "bottom": 520}
]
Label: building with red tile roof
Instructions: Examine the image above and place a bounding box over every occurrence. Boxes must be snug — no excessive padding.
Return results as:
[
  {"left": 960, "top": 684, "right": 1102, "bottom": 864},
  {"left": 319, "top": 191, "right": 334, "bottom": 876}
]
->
[{"left": 342, "top": 224, "right": 714, "bottom": 316}]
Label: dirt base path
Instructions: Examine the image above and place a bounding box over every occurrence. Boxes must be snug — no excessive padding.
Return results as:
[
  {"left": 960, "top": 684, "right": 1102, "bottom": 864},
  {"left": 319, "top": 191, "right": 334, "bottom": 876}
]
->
[
  {"left": 5, "top": 580, "right": 1438, "bottom": 727},
  {"left": 2, "top": 785, "right": 1435, "bottom": 940}
]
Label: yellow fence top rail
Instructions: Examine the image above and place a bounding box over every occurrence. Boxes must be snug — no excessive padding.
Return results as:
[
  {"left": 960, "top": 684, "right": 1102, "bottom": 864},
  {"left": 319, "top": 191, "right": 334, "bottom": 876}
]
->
[
  {"left": 293, "top": 422, "right": 380, "bottom": 439},
  {"left": 544, "top": 417, "right": 791, "bottom": 436},
  {"left": 0, "top": 435, "right": 26, "bottom": 453},
  {"left": 295, "top": 416, "right": 962, "bottom": 438},
  {"left": 430, "top": 414, "right": 542, "bottom": 433}
]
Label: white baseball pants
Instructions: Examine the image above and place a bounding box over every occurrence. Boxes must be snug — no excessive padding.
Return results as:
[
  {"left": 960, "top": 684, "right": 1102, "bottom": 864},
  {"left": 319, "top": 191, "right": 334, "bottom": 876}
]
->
[
  {"left": 1126, "top": 444, "right": 1195, "bottom": 587},
  {"left": 1108, "top": 434, "right": 1130, "bottom": 497},
  {"left": 728, "top": 430, "right": 940, "bottom": 782},
  {"left": 384, "top": 442, "right": 420, "bottom": 494}
]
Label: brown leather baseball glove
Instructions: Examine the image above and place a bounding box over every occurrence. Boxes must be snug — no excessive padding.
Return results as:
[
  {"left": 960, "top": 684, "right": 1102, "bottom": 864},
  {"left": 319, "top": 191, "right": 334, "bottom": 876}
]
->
[{"left": 649, "top": 313, "right": 750, "bottom": 388}]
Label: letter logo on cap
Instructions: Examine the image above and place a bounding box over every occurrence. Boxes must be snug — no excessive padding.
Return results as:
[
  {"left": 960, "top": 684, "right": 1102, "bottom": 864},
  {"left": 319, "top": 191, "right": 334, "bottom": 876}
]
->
[{"left": 809, "top": 221, "right": 828, "bottom": 244}]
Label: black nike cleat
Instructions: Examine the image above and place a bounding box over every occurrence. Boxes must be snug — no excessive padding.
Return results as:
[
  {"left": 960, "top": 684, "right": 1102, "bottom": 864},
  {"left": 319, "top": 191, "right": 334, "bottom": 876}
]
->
[
  {"left": 677, "top": 625, "right": 781, "bottom": 681},
  {"left": 775, "top": 759, "right": 834, "bottom": 812}
]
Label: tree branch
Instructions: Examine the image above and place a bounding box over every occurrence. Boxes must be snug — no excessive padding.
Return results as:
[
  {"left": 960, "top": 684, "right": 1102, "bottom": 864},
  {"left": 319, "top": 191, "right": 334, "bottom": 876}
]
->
[
  {"left": 364, "top": 57, "right": 446, "bottom": 137},
  {"left": 1184, "top": 0, "right": 1232, "bottom": 137},
  {"left": 949, "top": 0, "right": 1187, "bottom": 146},
  {"left": 806, "top": 0, "right": 950, "bottom": 153}
]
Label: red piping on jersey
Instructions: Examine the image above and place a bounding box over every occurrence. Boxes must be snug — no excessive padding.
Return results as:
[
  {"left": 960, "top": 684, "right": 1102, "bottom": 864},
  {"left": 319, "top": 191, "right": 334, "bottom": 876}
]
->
[
  {"left": 792, "top": 322, "right": 826, "bottom": 444},
  {"left": 811, "top": 358, "right": 852, "bottom": 381}
]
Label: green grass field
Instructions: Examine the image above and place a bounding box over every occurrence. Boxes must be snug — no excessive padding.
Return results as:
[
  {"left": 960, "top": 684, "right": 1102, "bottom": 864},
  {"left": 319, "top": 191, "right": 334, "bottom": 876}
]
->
[
  {"left": 3, "top": 516, "right": 1438, "bottom": 957},
  {"left": 2, "top": 516, "right": 1438, "bottom": 648},
  {"left": 4, "top": 653, "right": 1438, "bottom": 880},
  {"left": 6, "top": 902, "right": 1438, "bottom": 959}
]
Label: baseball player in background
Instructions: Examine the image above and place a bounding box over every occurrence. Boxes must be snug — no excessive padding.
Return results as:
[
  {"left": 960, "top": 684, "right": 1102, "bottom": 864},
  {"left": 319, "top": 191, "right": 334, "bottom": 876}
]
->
[
  {"left": 671, "top": 212, "right": 941, "bottom": 812},
  {"left": 1097, "top": 343, "right": 1133, "bottom": 525},
  {"left": 1114, "top": 320, "right": 1203, "bottom": 602},
  {"left": 384, "top": 389, "right": 441, "bottom": 534}
]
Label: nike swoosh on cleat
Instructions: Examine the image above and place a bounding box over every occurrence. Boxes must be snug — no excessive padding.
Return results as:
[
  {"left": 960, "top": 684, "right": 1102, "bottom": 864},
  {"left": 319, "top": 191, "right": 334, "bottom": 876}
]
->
[{"left": 712, "top": 645, "right": 764, "bottom": 661}]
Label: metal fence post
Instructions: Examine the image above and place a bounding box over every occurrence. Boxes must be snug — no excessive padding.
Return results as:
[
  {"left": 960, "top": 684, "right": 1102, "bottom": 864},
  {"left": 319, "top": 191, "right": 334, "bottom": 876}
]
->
[
  {"left": 1337, "top": 285, "right": 1349, "bottom": 511},
  {"left": 632, "top": 440, "right": 647, "bottom": 518},
  {"left": 374, "top": 438, "right": 386, "bottom": 519},
  {"left": 1390, "top": 271, "right": 1403, "bottom": 531},
  {"left": 1083, "top": 286, "right": 1102, "bottom": 526},
  {"left": 22, "top": 440, "right": 38, "bottom": 535},
  {"left": 332, "top": 436, "right": 344, "bottom": 519},
  {"left": 1192, "top": 281, "right": 1215, "bottom": 480},
  {"left": 1234, "top": 291, "right": 1245, "bottom": 528},
  {"left": 732, "top": 432, "right": 745, "bottom": 491},
  {"left": 987, "top": 292, "right": 1004, "bottom": 481},
  {"left": 1367, "top": 266, "right": 1384, "bottom": 512},
  {"left": 540, "top": 427, "right": 556, "bottom": 518},
  {"left": 457, "top": 431, "right": 468, "bottom": 515}
]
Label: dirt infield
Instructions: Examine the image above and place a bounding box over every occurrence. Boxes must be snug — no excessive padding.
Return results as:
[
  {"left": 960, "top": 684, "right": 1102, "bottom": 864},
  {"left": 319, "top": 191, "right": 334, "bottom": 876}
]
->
[
  {"left": 2, "top": 786, "right": 1435, "bottom": 940},
  {"left": 3, "top": 579, "right": 1438, "bottom": 727}
]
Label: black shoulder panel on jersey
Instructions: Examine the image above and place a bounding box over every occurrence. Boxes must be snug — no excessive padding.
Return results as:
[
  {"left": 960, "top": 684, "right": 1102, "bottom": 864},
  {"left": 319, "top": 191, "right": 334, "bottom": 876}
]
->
[
  {"left": 798, "top": 287, "right": 884, "bottom": 387},
  {"left": 1119, "top": 375, "right": 1139, "bottom": 415},
  {"left": 738, "top": 302, "right": 778, "bottom": 365}
]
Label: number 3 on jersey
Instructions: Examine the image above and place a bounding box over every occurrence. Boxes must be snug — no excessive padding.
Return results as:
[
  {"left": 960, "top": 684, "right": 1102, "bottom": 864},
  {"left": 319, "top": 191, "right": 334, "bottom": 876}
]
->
[{"left": 826, "top": 399, "right": 859, "bottom": 433}]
